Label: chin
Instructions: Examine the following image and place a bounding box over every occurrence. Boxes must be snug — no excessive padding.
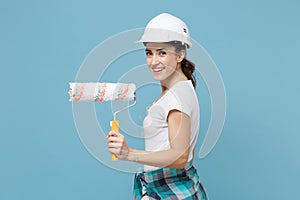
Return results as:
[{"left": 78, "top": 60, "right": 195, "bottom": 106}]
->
[{"left": 152, "top": 75, "right": 165, "bottom": 81}]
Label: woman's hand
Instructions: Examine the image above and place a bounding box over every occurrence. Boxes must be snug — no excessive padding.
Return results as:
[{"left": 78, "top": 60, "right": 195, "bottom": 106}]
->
[{"left": 106, "top": 131, "right": 130, "bottom": 160}]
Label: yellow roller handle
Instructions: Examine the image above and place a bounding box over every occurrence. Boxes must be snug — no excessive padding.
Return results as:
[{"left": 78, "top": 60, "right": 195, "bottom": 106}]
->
[{"left": 110, "top": 120, "right": 119, "bottom": 161}]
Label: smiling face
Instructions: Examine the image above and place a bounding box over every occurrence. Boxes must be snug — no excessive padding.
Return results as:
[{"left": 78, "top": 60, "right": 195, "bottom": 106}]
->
[{"left": 145, "top": 42, "right": 185, "bottom": 85}]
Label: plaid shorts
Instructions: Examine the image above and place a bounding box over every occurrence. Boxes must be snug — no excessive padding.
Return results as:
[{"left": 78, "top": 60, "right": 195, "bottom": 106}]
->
[{"left": 133, "top": 164, "right": 208, "bottom": 200}]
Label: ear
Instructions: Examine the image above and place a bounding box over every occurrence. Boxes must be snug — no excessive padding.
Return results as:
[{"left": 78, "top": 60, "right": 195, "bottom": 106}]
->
[{"left": 177, "top": 50, "right": 186, "bottom": 63}]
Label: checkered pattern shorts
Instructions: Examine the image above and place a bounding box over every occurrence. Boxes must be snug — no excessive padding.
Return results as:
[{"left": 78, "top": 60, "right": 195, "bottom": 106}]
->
[{"left": 133, "top": 164, "right": 208, "bottom": 200}]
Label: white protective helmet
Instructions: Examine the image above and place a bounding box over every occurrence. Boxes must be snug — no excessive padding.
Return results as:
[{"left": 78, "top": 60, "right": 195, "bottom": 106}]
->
[{"left": 137, "top": 13, "right": 192, "bottom": 48}]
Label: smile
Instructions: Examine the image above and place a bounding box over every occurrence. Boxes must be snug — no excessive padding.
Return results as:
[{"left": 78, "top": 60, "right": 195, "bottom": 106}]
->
[{"left": 152, "top": 67, "right": 165, "bottom": 72}]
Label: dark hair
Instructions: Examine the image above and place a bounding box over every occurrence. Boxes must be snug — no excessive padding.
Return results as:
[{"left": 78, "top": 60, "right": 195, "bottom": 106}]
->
[{"left": 167, "top": 41, "right": 196, "bottom": 88}]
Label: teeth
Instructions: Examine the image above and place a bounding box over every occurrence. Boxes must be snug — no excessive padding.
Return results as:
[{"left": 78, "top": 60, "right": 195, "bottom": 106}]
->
[{"left": 152, "top": 67, "right": 165, "bottom": 72}]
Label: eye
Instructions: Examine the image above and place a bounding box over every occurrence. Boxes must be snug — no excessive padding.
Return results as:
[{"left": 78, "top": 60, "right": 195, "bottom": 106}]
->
[
  {"left": 145, "top": 51, "right": 152, "bottom": 56},
  {"left": 159, "top": 51, "right": 167, "bottom": 56}
]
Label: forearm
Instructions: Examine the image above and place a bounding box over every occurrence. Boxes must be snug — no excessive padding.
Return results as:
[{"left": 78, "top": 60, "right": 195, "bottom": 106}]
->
[
  {"left": 126, "top": 111, "right": 191, "bottom": 169},
  {"left": 107, "top": 111, "right": 192, "bottom": 168},
  {"left": 127, "top": 147, "right": 189, "bottom": 168}
]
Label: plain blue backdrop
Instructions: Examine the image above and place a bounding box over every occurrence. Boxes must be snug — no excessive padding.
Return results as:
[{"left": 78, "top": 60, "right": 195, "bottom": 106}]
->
[{"left": 1, "top": 0, "right": 299, "bottom": 199}]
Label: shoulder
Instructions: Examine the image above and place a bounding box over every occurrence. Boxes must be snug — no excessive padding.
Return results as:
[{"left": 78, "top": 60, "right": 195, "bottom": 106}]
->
[
  {"left": 162, "top": 80, "right": 198, "bottom": 117},
  {"left": 169, "top": 80, "right": 197, "bottom": 106}
]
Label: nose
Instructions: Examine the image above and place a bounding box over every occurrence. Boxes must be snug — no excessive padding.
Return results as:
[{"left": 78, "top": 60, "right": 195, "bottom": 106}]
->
[{"left": 151, "top": 53, "right": 159, "bottom": 66}]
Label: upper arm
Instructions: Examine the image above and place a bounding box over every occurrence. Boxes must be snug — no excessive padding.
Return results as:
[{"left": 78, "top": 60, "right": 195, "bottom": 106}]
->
[{"left": 167, "top": 110, "right": 190, "bottom": 163}]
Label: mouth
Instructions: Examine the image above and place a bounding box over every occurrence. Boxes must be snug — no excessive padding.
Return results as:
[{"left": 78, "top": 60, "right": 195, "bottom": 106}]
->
[{"left": 152, "top": 67, "right": 166, "bottom": 72}]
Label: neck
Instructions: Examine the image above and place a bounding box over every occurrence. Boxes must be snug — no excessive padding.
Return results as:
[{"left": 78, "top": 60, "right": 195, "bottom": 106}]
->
[{"left": 160, "top": 64, "right": 187, "bottom": 92}]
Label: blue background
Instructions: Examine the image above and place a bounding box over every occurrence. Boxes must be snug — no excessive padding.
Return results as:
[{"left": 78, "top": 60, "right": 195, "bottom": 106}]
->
[{"left": 1, "top": 0, "right": 299, "bottom": 199}]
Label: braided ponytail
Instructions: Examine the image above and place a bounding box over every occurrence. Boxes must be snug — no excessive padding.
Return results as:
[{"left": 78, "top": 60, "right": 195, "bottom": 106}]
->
[
  {"left": 167, "top": 41, "right": 196, "bottom": 88},
  {"left": 180, "top": 58, "right": 196, "bottom": 88}
]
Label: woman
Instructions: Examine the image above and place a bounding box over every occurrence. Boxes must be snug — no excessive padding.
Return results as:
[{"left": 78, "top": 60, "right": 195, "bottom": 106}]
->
[{"left": 106, "top": 13, "right": 208, "bottom": 200}]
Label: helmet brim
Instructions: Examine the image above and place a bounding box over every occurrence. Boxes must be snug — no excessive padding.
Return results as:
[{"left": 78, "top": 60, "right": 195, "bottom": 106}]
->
[{"left": 136, "top": 28, "right": 192, "bottom": 48}]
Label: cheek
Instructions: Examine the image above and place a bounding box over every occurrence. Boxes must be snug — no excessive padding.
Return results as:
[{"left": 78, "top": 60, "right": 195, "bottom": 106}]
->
[
  {"left": 145, "top": 57, "right": 152, "bottom": 66},
  {"left": 161, "top": 57, "right": 177, "bottom": 68}
]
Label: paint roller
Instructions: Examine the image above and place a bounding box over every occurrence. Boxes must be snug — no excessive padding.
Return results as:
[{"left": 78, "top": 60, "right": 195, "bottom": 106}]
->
[{"left": 68, "top": 82, "right": 136, "bottom": 160}]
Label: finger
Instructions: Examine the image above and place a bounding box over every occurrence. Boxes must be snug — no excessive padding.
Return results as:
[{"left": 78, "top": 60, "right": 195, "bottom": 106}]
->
[
  {"left": 107, "top": 147, "right": 116, "bottom": 154},
  {"left": 107, "top": 131, "right": 120, "bottom": 137},
  {"left": 108, "top": 142, "right": 122, "bottom": 148},
  {"left": 106, "top": 134, "right": 118, "bottom": 140},
  {"left": 107, "top": 137, "right": 123, "bottom": 144},
  {"left": 108, "top": 147, "right": 121, "bottom": 155}
]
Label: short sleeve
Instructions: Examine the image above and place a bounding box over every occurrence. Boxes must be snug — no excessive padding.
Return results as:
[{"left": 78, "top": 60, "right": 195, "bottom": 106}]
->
[{"left": 161, "top": 87, "right": 193, "bottom": 121}]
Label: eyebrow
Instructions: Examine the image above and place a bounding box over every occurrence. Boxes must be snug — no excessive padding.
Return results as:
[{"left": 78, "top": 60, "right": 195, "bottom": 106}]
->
[{"left": 145, "top": 48, "right": 166, "bottom": 52}]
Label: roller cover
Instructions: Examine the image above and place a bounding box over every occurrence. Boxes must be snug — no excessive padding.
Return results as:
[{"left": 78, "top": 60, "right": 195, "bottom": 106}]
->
[{"left": 69, "top": 82, "right": 136, "bottom": 102}]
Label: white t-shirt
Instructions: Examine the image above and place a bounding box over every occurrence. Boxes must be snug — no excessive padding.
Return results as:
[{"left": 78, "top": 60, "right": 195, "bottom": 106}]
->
[{"left": 143, "top": 80, "right": 200, "bottom": 171}]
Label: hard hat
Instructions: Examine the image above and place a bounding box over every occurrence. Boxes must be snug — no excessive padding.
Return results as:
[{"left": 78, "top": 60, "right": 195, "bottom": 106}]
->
[{"left": 137, "top": 13, "right": 192, "bottom": 48}]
